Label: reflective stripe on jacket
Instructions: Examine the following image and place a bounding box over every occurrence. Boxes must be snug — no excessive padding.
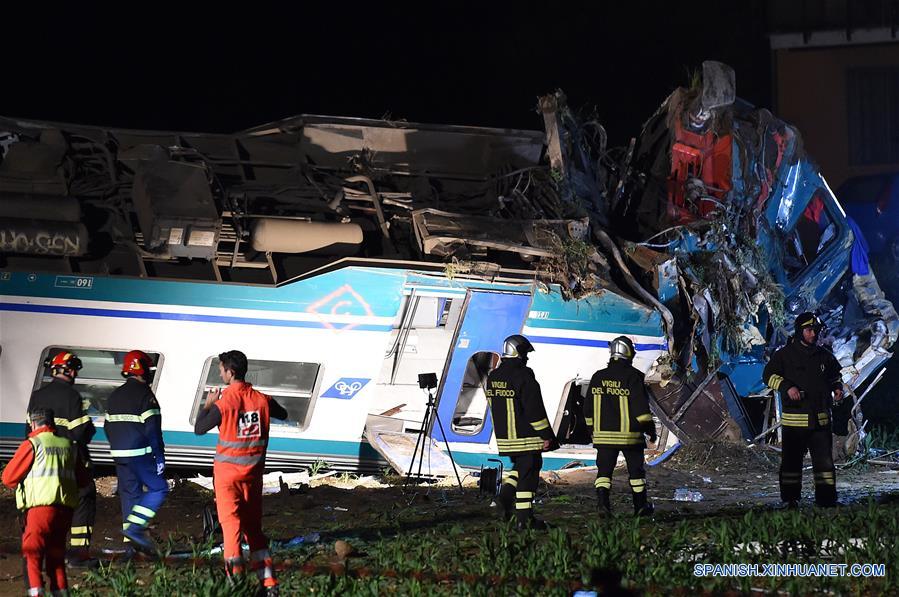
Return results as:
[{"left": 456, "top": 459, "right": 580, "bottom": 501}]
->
[
  {"left": 584, "top": 360, "right": 653, "bottom": 448},
  {"left": 105, "top": 378, "right": 165, "bottom": 460},
  {"left": 763, "top": 338, "right": 842, "bottom": 429},
  {"left": 16, "top": 431, "right": 78, "bottom": 510},
  {"left": 214, "top": 382, "right": 271, "bottom": 479},
  {"left": 487, "top": 358, "right": 555, "bottom": 455}
]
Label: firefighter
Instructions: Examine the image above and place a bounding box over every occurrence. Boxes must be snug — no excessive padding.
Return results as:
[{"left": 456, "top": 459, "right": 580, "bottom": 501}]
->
[
  {"left": 487, "top": 334, "right": 558, "bottom": 530},
  {"left": 583, "top": 336, "right": 656, "bottom": 517},
  {"left": 194, "top": 350, "right": 288, "bottom": 596},
  {"left": 764, "top": 312, "right": 842, "bottom": 507},
  {"left": 104, "top": 350, "right": 169, "bottom": 554},
  {"left": 26, "top": 351, "right": 97, "bottom": 567},
  {"left": 3, "top": 407, "right": 90, "bottom": 597}
]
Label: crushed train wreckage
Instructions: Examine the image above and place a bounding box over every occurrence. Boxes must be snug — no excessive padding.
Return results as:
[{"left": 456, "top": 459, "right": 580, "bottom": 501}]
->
[{"left": 1, "top": 61, "right": 895, "bottom": 456}]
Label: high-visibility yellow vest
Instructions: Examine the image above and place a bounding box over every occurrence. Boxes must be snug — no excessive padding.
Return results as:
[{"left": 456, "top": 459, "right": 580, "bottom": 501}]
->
[{"left": 15, "top": 431, "right": 78, "bottom": 510}]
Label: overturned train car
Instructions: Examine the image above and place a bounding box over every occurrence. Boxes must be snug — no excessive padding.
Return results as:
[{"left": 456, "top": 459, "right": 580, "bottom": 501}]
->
[{"left": 0, "top": 113, "right": 665, "bottom": 472}]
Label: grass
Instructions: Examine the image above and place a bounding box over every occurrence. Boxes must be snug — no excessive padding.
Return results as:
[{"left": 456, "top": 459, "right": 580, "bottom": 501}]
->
[
  {"left": 867, "top": 427, "right": 899, "bottom": 452},
  {"left": 69, "top": 498, "right": 899, "bottom": 595},
  {"left": 79, "top": 560, "right": 253, "bottom": 596},
  {"left": 838, "top": 427, "right": 899, "bottom": 470},
  {"left": 309, "top": 459, "right": 331, "bottom": 476}
]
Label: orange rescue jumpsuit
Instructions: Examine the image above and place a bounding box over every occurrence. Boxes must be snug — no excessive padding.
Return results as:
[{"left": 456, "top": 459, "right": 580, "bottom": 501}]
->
[{"left": 203, "top": 382, "right": 278, "bottom": 589}]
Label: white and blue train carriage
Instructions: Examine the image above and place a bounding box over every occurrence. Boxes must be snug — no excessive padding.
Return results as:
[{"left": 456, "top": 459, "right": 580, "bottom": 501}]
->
[{"left": 0, "top": 259, "right": 666, "bottom": 473}]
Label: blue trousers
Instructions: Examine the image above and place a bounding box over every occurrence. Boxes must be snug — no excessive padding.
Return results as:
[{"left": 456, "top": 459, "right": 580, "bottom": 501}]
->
[{"left": 115, "top": 455, "right": 169, "bottom": 537}]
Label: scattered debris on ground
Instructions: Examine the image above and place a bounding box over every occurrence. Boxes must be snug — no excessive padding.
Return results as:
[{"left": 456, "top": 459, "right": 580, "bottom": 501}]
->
[{"left": 0, "top": 448, "right": 893, "bottom": 594}]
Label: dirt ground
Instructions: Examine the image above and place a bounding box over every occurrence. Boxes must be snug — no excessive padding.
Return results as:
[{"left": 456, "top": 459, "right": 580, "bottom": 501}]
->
[{"left": 1, "top": 442, "right": 898, "bottom": 594}]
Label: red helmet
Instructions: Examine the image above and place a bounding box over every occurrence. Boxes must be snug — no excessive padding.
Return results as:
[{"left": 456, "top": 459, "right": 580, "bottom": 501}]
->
[
  {"left": 121, "top": 350, "right": 154, "bottom": 378},
  {"left": 44, "top": 351, "right": 83, "bottom": 375}
]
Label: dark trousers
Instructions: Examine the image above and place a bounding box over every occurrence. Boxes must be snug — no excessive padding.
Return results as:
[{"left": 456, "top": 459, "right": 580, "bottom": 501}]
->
[
  {"left": 596, "top": 447, "right": 648, "bottom": 508},
  {"left": 498, "top": 452, "right": 543, "bottom": 523},
  {"left": 71, "top": 458, "right": 96, "bottom": 550},
  {"left": 116, "top": 455, "right": 169, "bottom": 540},
  {"left": 780, "top": 425, "right": 837, "bottom": 505},
  {"left": 831, "top": 397, "right": 854, "bottom": 436}
]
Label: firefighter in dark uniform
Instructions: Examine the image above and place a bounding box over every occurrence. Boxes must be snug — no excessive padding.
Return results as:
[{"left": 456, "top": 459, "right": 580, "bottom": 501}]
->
[
  {"left": 764, "top": 312, "right": 842, "bottom": 507},
  {"left": 583, "top": 336, "right": 656, "bottom": 517},
  {"left": 105, "top": 350, "right": 169, "bottom": 553},
  {"left": 487, "top": 335, "right": 558, "bottom": 530},
  {"left": 27, "top": 350, "right": 97, "bottom": 566}
]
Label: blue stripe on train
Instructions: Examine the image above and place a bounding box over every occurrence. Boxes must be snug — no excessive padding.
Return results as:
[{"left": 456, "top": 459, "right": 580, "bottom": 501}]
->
[
  {"left": 0, "top": 303, "right": 666, "bottom": 347},
  {"left": 528, "top": 335, "right": 667, "bottom": 351},
  {"left": 0, "top": 303, "right": 393, "bottom": 332}
]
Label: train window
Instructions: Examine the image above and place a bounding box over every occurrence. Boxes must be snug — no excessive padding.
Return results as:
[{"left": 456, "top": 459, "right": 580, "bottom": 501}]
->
[
  {"left": 190, "top": 356, "right": 321, "bottom": 431},
  {"left": 36, "top": 347, "right": 163, "bottom": 418},
  {"left": 450, "top": 351, "right": 499, "bottom": 435},
  {"left": 783, "top": 190, "right": 839, "bottom": 280}
]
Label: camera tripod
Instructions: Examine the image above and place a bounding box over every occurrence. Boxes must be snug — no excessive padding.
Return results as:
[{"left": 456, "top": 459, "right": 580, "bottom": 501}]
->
[{"left": 404, "top": 383, "right": 464, "bottom": 493}]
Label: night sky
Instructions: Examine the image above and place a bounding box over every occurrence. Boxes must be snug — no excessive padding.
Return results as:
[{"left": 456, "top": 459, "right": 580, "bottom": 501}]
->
[{"left": 5, "top": 3, "right": 771, "bottom": 148}]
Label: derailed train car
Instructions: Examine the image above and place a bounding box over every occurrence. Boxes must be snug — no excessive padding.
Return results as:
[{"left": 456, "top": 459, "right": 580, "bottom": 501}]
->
[
  {"left": 0, "top": 62, "right": 894, "bottom": 472},
  {"left": 0, "top": 111, "right": 666, "bottom": 472},
  {"left": 598, "top": 61, "right": 898, "bottom": 447}
]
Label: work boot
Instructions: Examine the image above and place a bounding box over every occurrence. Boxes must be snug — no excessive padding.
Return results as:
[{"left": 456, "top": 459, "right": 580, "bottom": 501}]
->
[
  {"left": 815, "top": 496, "right": 839, "bottom": 508},
  {"left": 65, "top": 548, "right": 99, "bottom": 569},
  {"left": 632, "top": 491, "right": 654, "bottom": 517},
  {"left": 120, "top": 545, "right": 137, "bottom": 562},
  {"left": 496, "top": 484, "right": 515, "bottom": 521},
  {"left": 596, "top": 488, "right": 612, "bottom": 517},
  {"left": 815, "top": 485, "right": 838, "bottom": 508},
  {"left": 122, "top": 526, "right": 156, "bottom": 555},
  {"left": 634, "top": 502, "right": 655, "bottom": 517}
]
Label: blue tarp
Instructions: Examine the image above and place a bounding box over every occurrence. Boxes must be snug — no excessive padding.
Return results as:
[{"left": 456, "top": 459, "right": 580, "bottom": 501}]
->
[
  {"left": 647, "top": 441, "right": 681, "bottom": 467},
  {"left": 847, "top": 217, "right": 870, "bottom": 276}
]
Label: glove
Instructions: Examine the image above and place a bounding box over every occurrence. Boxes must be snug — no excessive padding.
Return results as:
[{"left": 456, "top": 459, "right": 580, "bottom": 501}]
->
[
  {"left": 156, "top": 458, "right": 165, "bottom": 476},
  {"left": 832, "top": 388, "right": 845, "bottom": 405},
  {"left": 646, "top": 429, "right": 658, "bottom": 444}
]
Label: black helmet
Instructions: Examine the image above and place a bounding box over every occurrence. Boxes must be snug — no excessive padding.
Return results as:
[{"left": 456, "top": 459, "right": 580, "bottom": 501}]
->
[
  {"left": 794, "top": 312, "right": 822, "bottom": 333},
  {"left": 609, "top": 336, "right": 636, "bottom": 361},
  {"left": 28, "top": 407, "right": 55, "bottom": 428},
  {"left": 502, "top": 334, "right": 535, "bottom": 359}
]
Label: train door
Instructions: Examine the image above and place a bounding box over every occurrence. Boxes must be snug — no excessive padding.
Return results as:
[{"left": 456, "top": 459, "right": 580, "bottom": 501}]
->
[{"left": 434, "top": 290, "right": 532, "bottom": 444}]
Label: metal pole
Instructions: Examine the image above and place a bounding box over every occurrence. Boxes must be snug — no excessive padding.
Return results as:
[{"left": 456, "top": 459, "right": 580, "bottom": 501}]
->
[
  {"left": 404, "top": 396, "right": 431, "bottom": 489},
  {"left": 414, "top": 397, "right": 433, "bottom": 481},
  {"left": 431, "top": 398, "right": 464, "bottom": 492}
]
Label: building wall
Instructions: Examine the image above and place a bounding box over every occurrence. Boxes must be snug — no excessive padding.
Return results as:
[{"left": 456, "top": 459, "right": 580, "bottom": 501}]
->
[{"left": 774, "top": 42, "right": 899, "bottom": 188}]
